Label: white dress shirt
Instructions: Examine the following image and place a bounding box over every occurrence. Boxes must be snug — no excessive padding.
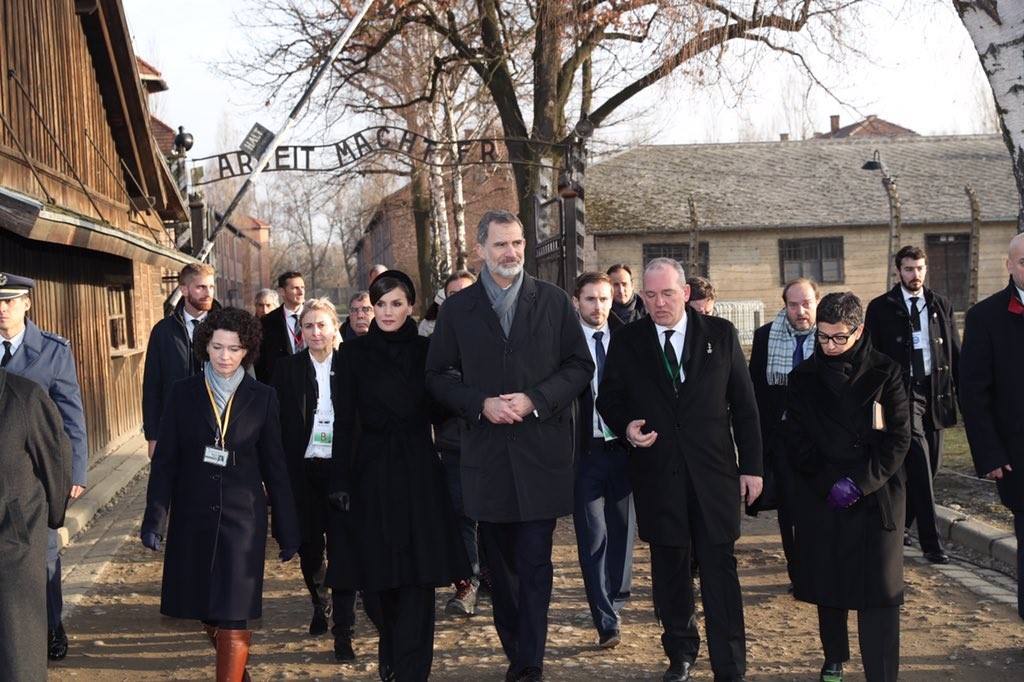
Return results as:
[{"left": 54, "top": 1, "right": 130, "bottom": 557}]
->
[
  {"left": 1, "top": 326, "right": 27, "bottom": 359},
  {"left": 284, "top": 305, "right": 303, "bottom": 353},
  {"left": 183, "top": 310, "right": 207, "bottom": 342},
  {"left": 901, "top": 287, "right": 932, "bottom": 376},
  {"left": 1016, "top": 285, "right": 1024, "bottom": 305},
  {"left": 304, "top": 351, "right": 334, "bottom": 459},
  {"left": 654, "top": 312, "right": 688, "bottom": 383},
  {"left": 581, "top": 321, "right": 610, "bottom": 438}
]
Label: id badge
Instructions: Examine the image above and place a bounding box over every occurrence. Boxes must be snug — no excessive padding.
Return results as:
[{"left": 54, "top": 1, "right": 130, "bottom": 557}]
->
[
  {"left": 313, "top": 417, "right": 334, "bottom": 446},
  {"left": 912, "top": 331, "right": 925, "bottom": 349},
  {"left": 204, "top": 446, "right": 230, "bottom": 467}
]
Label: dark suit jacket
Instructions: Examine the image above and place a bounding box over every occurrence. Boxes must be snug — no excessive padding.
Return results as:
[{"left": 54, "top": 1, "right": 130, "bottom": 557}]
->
[
  {"left": 597, "top": 312, "right": 762, "bottom": 546},
  {"left": 576, "top": 313, "right": 624, "bottom": 454},
  {"left": 271, "top": 349, "right": 341, "bottom": 542},
  {"left": 864, "top": 284, "right": 960, "bottom": 428},
  {"left": 960, "top": 282, "right": 1024, "bottom": 510},
  {"left": 425, "top": 274, "right": 594, "bottom": 523},
  {"left": 256, "top": 305, "right": 299, "bottom": 383}
]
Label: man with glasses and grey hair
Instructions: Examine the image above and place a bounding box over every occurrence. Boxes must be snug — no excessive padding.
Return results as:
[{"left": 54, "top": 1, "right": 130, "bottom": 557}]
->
[
  {"left": 340, "top": 291, "right": 373, "bottom": 341},
  {"left": 597, "top": 257, "right": 762, "bottom": 682},
  {"left": 426, "top": 209, "right": 593, "bottom": 682}
]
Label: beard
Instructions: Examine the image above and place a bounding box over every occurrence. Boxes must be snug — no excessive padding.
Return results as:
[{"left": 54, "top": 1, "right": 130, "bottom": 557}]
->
[
  {"left": 902, "top": 277, "right": 923, "bottom": 292},
  {"left": 490, "top": 258, "right": 523, "bottom": 279},
  {"left": 187, "top": 293, "right": 213, "bottom": 311}
]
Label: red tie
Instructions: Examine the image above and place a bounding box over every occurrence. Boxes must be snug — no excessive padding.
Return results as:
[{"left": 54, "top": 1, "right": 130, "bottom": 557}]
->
[{"left": 1009, "top": 296, "right": 1024, "bottom": 316}]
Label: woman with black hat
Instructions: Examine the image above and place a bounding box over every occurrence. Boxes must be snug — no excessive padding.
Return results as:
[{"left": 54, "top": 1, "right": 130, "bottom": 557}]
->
[
  {"left": 140, "top": 307, "right": 300, "bottom": 682},
  {"left": 326, "top": 270, "right": 469, "bottom": 681},
  {"left": 783, "top": 292, "right": 911, "bottom": 682}
]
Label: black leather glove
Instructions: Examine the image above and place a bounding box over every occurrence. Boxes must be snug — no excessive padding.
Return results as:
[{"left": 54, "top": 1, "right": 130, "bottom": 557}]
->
[
  {"left": 140, "top": 531, "right": 162, "bottom": 551},
  {"left": 279, "top": 547, "right": 298, "bottom": 562}
]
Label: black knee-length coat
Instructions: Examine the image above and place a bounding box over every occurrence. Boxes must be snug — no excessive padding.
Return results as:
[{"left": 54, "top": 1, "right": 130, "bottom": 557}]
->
[
  {"left": 326, "top": 319, "right": 469, "bottom": 592},
  {"left": 783, "top": 338, "right": 911, "bottom": 609},
  {"left": 0, "top": 370, "right": 71, "bottom": 682},
  {"left": 141, "top": 374, "right": 300, "bottom": 621}
]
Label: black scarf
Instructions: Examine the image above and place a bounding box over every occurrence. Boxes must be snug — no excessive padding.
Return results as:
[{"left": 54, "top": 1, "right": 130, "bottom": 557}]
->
[
  {"left": 367, "top": 317, "right": 419, "bottom": 378},
  {"left": 814, "top": 334, "right": 870, "bottom": 396}
]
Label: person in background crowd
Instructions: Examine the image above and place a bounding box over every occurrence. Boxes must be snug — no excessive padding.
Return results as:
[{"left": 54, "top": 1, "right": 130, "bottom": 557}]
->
[
  {"left": 606, "top": 263, "right": 647, "bottom": 323},
  {"left": 418, "top": 288, "right": 445, "bottom": 337},
  {"left": 960, "top": 232, "right": 1024, "bottom": 623},
  {"left": 0, "top": 366, "right": 71, "bottom": 682},
  {"left": 865, "top": 245, "right": 959, "bottom": 565},
  {"left": 327, "top": 270, "right": 469, "bottom": 681},
  {"left": 341, "top": 291, "right": 374, "bottom": 342},
  {"left": 433, "top": 269, "right": 482, "bottom": 617},
  {"left": 141, "top": 307, "right": 299, "bottom": 682},
  {"left": 254, "top": 289, "right": 280, "bottom": 318},
  {"left": 783, "top": 292, "right": 910, "bottom": 682},
  {"left": 368, "top": 264, "right": 388, "bottom": 285},
  {"left": 427, "top": 211, "right": 593, "bottom": 682},
  {"left": 571, "top": 271, "right": 635, "bottom": 650},
  {"left": 598, "top": 258, "right": 762, "bottom": 682},
  {"left": 0, "top": 273, "right": 88, "bottom": 662},
  {"left": 143, "top": 263, "right": 218, "bottom": 459},
  {"left": 255, "top": 271, "right": 306, "bottom": 383},
  {"left": 271, "top": 299, "right": 359, "bottom": 662},
  {"left": 686, "top": 276, "right": 717, "bottom": 316},
  {"left": 747, "top": 277, "right": 819, "bottom": 586}
]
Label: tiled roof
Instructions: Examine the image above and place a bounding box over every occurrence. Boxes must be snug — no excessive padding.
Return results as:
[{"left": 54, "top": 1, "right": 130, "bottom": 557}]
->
[
  {"left": 814, "top": 114, "right": 918, "bottom": 139},
  {"left": 150, "top": 116, "right": 176, "bottom": 156},
  {"left": 587, "top": 134, "right": 1018, "bottom": 233}
]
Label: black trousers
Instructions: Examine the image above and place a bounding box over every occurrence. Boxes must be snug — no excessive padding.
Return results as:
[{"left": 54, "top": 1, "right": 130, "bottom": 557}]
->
[
  {"left": 904, "top": 380, "right": 944, "bottom": 553},
  {"left": 299, "top": 458, "right": 357, "bottom": 636},
  {"left": 363, "top": 585, "right": 435, "bottom": 682},
  {"left": 776, "top": 503, "right": 796, "bottom": 585},
  {"left": 817, "top": 605, "right": 900, "bottom": 681},
  {"left": 1014, "top": 512, "right": 1024, "bottom": 620},
  {"left": 649, "top": 478, "right": 746, "bottom": 680},
  {"left": 479, "top": 518, "right": 557, "bottom": 675}
]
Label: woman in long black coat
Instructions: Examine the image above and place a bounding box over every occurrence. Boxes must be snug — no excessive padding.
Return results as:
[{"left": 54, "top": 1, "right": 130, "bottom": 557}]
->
[
  {"left": 783, "top": 292, "right": 911, "bottom": 682},
  {"left": 327, "top": 270, "right": 469, "bottom": 682},
  {"left": 141, "top": 307, "right": 300, "bottom": 682}
]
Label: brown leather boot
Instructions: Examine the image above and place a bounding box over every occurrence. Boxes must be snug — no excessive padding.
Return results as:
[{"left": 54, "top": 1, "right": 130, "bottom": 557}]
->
[
  {"left": 215, "top": 629, "right": 252, "bottom": 682},
  {"left": 203, "top": 624, "right": 218, "bottom": 649}
]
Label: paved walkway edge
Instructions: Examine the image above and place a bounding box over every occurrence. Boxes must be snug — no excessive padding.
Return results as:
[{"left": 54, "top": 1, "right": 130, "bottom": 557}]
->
[
  {"left": 936, "top": 504, "right": 1018, "bottom": 570},
  {"left": 57, "top": 433, "right": 150, "bottom": 551}
]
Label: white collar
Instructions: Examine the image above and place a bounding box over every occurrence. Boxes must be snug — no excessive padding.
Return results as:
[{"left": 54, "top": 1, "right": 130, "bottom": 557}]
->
[
  {"left": 0, "top": 325, "right": 26, "bottom": 353},
  {"left": 1016, "top": 285, "right": 1024, "bottom": 304},
  {"left": 309, "top": 350, "right": 333, "bottom": 368},
  {"left": 580, "top": 321, "right": 609, "bottom": 337},
  {"left": 284, "top": 304, "right": 303, "bottom": 317},
  {"left": 901, "top": 286, "right": 925, "bottom": 304},
  {"left": 183, "top": 309, "right": 207, "bottom": 325},
  {"left": 654, "top": 312, "right": 688, "bottom": 339}
]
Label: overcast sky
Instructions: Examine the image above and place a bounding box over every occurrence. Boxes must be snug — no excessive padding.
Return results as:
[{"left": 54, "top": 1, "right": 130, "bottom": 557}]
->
[{"left": 123, "top": 0, "right": 995, "bottom": 161}]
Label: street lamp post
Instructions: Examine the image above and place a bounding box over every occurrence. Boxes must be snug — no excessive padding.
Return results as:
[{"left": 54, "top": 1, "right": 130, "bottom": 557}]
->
[{"left": 862, "top": 149, "right": 901, "bottom": 289}]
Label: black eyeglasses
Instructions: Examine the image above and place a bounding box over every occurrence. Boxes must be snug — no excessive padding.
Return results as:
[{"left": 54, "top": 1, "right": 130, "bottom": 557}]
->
[{"left": 816, "top": 326, "right": 858, "bottom": 346}]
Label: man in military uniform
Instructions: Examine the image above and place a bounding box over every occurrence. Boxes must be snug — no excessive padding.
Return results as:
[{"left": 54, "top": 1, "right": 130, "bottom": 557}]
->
[{"left": 0, "top": 272, "right": 88, "bottom": 661}]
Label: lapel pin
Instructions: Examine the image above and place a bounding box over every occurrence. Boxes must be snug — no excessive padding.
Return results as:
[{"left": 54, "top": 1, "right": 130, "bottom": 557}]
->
[{"left": 706, "top": 342, "right": 713, "bottom": 355}]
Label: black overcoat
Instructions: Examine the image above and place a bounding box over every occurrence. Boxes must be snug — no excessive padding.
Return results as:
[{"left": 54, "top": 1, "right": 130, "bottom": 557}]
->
[
  {"left": 271, "top": 349, "right": 344, "bottom": 543},
  {"left": 783, "top": 339, "right": 911, "bottom": 609},
  {"left": 256, "top": 305, "right": 297, "bottom": 383},
  {"left": 327, "top": 320, "right": 469, "bottom": 591},
  {"left": 596, "top": 312, "right": 762, "bottom": 547},
  {"left": 425, "top": 275, "right": 593, "bottom": 523},
  {"left": 0, "top": 370, "right": 71, "bottom": 682},
  {"left": 864, "top": 284, "right": 960, "bottom": 427},
  {"left": 141, "top": 374, "right": 300, "bottom": 621},
  {"left": 746, "top": 321, "right": 791, "bottom": 513},
  {"left": 960, "top": 282, "right": 1024, "bottom": 510}
]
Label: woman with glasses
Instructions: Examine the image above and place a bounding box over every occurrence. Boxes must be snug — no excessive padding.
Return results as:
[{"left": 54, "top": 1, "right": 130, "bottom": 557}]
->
[
  {"left": 327, "top": 270, "right": 468, "bottom": 681},
  {"left": 141, "top": 307, "right": 300, "bottom": 682},
  {"left": 782, "top": 292, "right": 910, "bottom": 682}
]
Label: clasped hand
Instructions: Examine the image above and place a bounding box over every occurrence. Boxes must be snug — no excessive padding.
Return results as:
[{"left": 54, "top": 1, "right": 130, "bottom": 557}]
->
[{"left": 483, "top": 393, "right": 535, "bottom": 424}]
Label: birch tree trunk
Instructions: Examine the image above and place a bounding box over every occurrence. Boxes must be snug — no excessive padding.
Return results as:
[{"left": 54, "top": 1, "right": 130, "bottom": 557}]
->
[
  {"left": 428, "top": 97, "right": 452, "bottom": 285},
  {"left": 954, "top": 1, "right": 1024, "bottom": 232},
  {"left": 442, "top": 81, "right": 469, "bottom": 270}
]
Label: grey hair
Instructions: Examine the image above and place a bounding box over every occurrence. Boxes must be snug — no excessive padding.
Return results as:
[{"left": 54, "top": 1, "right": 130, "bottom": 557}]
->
[
  {"left": 643, "top": 257, "right": 687, "bottom": 287},
  {"left": 816, "top": 292, "right": 863, "bottom": 329},
  {"left": 348, "top": 290, "right": 370, "bottom": 306},
  {"left": 255, "top": 288, "right": 279, "bottom": 305},
  {"left": 476, "top": 209, "right": 523, "bottom": 245}
]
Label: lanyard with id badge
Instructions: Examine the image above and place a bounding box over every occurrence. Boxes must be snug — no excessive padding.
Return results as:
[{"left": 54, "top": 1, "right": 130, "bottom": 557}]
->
[
  {"left": 204, "top": 380, "right": 235, "bottom": 467},
  {"left": 306, "top": 406, "right": 334, "bottom": 459}
]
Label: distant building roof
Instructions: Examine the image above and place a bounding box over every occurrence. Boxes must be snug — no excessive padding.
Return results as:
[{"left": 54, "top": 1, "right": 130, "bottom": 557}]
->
[
  {"left": 137, "top": 57, "right": 168, "bottom": 93},
  {"left": 151, "top": 116, "right": 176, "bottom": 156},
  {"left": 814, "top": 114, "right": 917, "bottom": 139},
  {"left": 587, "top": 134, "right": 1017, "bottom": 234}
]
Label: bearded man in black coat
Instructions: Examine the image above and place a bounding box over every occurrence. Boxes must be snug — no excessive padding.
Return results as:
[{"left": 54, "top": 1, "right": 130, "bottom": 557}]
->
[
  {"left": 961, "top": 232, "right": 1024, "bottom": 621},
  {"left": 597, "top": 258, "right": 762, "bottom": 682},
  {"left": 426, "top": 210, "right": 593, "bottom": 682}
]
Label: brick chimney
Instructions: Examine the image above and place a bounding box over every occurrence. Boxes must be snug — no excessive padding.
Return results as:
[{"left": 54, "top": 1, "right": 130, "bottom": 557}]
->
[
  {"left": 779, "top": 133, "right": 790, "bottom": 141},
  {"left": 830, "top": 115, "right": 840, "bottom": 134}
]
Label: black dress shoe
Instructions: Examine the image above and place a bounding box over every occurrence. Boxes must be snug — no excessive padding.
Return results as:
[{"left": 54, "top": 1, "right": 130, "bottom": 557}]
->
[
  {"left": 48, "top": 623, "right": 69, "bottom": 661},
  {"left": 517, "top": 667, "right": 543, "bottom": 681},
  {"left": 333, "top": 633, "right": 355, "bottom": 662},
  {"left": 663, "top": 660, "right": 693, "bottom": 682},
  {"left": 924, "top": 550, "right": 951, "bottom": 564},
  {"left": 598, "top": 630, "right": 621, "bottom": 649},
  {"left": 820, "top": 661, "right": 843, "bottom": 681},
  {"left": 309, "top": 605, "right": 330, "bottom": 636},
  {"left": 903, "top": 531, "right": 914, "bottom": 547}
]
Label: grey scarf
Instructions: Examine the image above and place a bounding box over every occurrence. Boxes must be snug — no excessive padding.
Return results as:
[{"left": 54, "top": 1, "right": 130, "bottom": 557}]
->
[
  {"left": 204, "top": 361, "right": 245, "bottom": 412},
  {"left": 480, "top": 266, "right": 524, "bottom": 336}
]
